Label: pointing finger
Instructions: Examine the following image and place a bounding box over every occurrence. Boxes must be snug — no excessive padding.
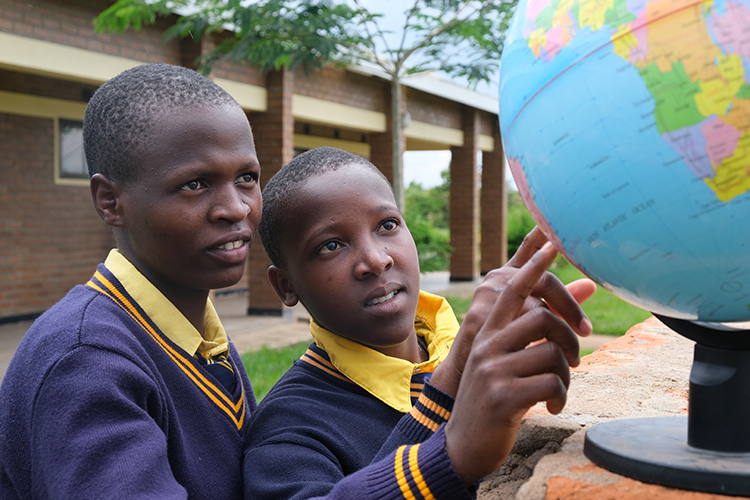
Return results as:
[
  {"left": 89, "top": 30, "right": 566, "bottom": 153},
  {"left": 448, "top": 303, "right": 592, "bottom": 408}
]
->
[
  {"left": 538, "top": 276, "right": 596, "bottom": 337},
  {"left": 477, "top": 241, "right": 558, "bottom": 342},
  {"left": 506, "top": 226, "right": 549, "bottom": 269}
]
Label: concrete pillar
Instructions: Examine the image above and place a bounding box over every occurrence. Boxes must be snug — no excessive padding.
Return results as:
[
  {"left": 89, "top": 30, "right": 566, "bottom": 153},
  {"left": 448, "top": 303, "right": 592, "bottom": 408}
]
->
[
  {"left": 245, "top": 68, "right": 295, "bottom": 316},
  {"left": 481, "top": 121, "right": 508, "bottom": 273},
  {"left": 449, "top": 107, "right": 480, "bottom": 281}
]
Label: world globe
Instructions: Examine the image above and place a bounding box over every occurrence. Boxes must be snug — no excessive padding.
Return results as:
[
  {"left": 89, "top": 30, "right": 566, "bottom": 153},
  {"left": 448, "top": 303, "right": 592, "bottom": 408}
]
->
[
  {"left": 499, "top": 0, "right": 750, "bottom": 323},
  {"left": 498, "top": 0, "right": 750, "bottom": 492}
]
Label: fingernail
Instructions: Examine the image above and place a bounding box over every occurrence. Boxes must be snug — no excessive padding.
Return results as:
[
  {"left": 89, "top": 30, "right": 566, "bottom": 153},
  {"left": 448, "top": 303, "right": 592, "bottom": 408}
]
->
[
  {"left": 579, "top": 317, "right": 593, "bottom": 336},
  {"left": 541, "top": 241, "right": 554, "bottom": 254}
]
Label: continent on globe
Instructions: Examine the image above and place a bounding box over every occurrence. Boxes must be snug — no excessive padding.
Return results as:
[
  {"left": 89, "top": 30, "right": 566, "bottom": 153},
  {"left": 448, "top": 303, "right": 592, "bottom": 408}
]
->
[{"left": 500, "top": 0, "right": 750, "bottom": 322}]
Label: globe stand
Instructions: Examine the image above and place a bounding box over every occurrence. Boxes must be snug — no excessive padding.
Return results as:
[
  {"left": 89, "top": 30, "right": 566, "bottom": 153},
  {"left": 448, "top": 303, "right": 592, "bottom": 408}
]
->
[{"left": 583, "top": 315, "right": 750, "bottom": 496}]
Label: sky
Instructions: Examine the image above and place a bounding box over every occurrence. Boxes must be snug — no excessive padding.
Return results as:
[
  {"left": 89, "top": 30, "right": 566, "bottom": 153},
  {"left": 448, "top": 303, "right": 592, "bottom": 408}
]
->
[{"left": 404, "top": 150, "right": 452, "bottom": 188}]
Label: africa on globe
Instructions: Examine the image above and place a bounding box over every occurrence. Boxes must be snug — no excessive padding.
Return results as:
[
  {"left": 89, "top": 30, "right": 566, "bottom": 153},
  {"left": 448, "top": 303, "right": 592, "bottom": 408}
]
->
[{"left": 499, "top": 0, "right": 750, "bottom": 322}]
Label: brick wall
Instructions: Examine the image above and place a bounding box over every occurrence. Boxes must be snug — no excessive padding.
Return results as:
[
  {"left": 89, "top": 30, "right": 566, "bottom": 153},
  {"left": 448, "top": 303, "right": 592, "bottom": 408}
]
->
[
  {"left": 407, "top": 88, "right": 463, "bottom": 130},
  {"left": 0, "top": 0, "right": 179, "bottom": 321},
  {"left": 0, "top": 0, "right": 181, "bottom": 65},
  {"left": 293, "top": 65, "right": 386, "bottom": 113},
  {"left": 481, "top": 122, "right": 508, "bottom": 273},
  {"left": 478, "top": 110, "right": 497, "bottom": 137},
  {"left": 200, "top": 32, "right": 266, "bottom": 87},
  {"left": 0, "top": 113, "right": 113, "bottom": 320},
  {"left": 245, "top": 69, "right": 295, "bottom": 314},
  {"left": 0, "top": 0, "right": 500, "bottom": 320}
]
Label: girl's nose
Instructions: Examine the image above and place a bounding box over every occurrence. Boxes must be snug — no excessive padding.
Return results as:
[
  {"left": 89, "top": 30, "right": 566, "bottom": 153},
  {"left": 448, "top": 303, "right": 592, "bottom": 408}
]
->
[
  {"left": 354, "top": 244, "right": 394, "bottom": 279},
  {"left": 210, "top": 187, "right": 250, "bottom": 222}
]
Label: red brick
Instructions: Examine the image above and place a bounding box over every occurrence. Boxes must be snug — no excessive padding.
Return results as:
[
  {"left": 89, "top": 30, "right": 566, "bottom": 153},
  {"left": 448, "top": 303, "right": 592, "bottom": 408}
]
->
[{"left": 1, "top": 0, "right": 503, "bottom": 320}]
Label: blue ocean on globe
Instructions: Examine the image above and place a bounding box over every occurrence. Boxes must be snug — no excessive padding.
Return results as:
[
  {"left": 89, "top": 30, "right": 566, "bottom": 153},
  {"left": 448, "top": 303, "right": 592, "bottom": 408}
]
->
[{"left": 499, "top": 0, "right": 750, "bottom": 321}]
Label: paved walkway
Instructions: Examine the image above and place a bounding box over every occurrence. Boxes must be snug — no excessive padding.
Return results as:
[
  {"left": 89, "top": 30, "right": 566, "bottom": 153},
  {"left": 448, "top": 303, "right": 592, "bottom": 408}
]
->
[{"left": 0, "top": 272, "right": 612, "bottom": 382}]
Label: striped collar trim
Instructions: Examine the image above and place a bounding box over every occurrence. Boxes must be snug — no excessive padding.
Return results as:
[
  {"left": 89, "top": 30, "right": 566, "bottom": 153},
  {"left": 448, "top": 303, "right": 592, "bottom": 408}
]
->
[
  {"left": 86, "top": 268, "right": 246, "bottom": 430},
  {"left": 299, "top": 345, "right": 354, "bottom": 385},
  {"left": 309, "top": 291, "right": 459, "bottom": 413},
  {"left": 102, "top": 250, "right": 229, "bottom": 358}
]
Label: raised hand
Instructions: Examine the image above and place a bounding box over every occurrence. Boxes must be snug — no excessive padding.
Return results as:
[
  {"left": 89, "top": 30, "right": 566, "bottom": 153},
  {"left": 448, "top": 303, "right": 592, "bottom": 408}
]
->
[
  {"left": 430, "top": 227, "right": 595, "bottom": 397},
  {"left": 444, "top": 241, "right": 582, "bottom": 485}
]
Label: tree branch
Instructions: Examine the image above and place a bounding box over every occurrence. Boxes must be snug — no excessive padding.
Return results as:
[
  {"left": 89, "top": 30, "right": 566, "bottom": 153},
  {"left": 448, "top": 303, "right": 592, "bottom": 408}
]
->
[{"left": 399, "top": 0, "right": 495, "bottom": 64}]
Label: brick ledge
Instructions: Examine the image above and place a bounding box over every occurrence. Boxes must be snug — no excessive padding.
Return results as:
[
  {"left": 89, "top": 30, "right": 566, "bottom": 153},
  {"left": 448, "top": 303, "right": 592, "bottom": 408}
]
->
[{"left": 478, "top": 317, "right": 738, "bottom": 500}]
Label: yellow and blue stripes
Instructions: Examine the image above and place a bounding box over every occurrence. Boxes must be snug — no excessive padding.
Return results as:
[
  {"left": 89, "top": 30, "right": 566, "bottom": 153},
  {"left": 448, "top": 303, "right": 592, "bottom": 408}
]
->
[
  {"left": 394, "top": 443, "right": 438, "bottom": 500},
  {"left": 86, "top": 270, "right": 246, "bottom": 430},
  {"left": 409, "top": 392, "right": 452, "bottom": 433}
]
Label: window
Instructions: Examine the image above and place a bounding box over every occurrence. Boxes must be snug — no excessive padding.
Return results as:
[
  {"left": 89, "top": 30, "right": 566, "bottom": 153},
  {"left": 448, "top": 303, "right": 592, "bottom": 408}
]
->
[{"left": 59, "top": 119, "right": 87, "bottom": 179}]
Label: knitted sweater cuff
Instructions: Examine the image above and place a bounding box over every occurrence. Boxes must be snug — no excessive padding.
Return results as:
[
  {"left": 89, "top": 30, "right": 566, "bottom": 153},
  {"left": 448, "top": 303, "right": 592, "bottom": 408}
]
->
[
  {"left": 366, "top": 426, "right": 475, "bottom": 500},
  {"left": 396, "top": 381, "right": 455, "bottom": 442}
]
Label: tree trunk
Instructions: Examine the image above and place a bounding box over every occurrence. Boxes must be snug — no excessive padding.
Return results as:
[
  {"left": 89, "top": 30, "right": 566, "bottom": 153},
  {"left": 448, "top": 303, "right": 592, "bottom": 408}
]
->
[{"left": 390, "top": 76, "right": 404, "bottom": 210}]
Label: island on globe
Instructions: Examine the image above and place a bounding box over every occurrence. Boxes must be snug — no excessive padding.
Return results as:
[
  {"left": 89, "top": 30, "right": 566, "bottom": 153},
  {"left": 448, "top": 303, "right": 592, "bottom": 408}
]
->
[{"left": 499, "top": 0, "right": 750, "bottom": 322}]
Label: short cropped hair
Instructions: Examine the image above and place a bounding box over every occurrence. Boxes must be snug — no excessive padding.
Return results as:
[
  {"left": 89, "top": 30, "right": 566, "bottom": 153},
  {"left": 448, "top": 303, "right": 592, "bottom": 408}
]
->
[
  {"left": 259, "top": 147, "right": 390, "bottom": 268},
  {"left": 83, "top": 63, "right": 239, "bottom": 183}
]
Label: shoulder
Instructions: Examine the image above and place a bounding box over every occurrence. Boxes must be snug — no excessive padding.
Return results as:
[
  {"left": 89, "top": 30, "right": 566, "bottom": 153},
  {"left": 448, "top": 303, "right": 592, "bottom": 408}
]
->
[
  {"left": 12, "top": 284, "right": 148, "bottom": 369},
  {"left": 2, "top": 283, "right": 162, "bottom": 417},
  {"left": 247, "top": 346, "right": 397, "bottom": 444},
  {"left": 252, "top": 349, "right": 365, "bottom": 421}
]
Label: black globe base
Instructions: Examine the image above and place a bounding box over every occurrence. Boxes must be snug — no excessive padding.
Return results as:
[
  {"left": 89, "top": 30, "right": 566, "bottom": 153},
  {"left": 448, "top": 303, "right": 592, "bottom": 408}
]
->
[
  {"left": 583, "top": 316, "right": 750, "bottom": 496},
  {"left": 584, "top": 417, "right": 750, "bottom": 496}
]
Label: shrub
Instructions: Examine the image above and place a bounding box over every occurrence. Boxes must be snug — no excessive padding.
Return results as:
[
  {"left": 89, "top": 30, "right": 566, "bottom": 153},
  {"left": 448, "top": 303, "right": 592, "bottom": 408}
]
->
[
  {"left": 506, "top": 188, "right": 537, "bottom": 259},
  {"left": 404, "top": 178, "right": 452, "bottom": 272}
]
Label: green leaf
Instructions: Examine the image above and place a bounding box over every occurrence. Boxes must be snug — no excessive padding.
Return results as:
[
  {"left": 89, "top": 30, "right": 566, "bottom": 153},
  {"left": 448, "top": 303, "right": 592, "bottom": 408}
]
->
[{"left": 92, "top": 0, "right": 517, "bottom": 81}]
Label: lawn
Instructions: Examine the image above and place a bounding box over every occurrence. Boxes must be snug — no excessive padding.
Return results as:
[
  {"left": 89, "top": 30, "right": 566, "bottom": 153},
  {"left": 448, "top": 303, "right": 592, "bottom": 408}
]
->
[
  {"left": 547, "top": 258, "right": 652, "bottom": 336},
  {"left": 441, "top": 259, "right": 652, "bottom": 336},
  {"left": 242, "top": 342, "right": 310, "bottom": 402}
]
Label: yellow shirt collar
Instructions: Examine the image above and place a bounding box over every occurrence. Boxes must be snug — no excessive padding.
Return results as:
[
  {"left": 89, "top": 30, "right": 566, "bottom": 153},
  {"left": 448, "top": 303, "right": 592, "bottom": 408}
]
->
[
  {"left": 310, "top": 290, "right": 459, "bottom": 413},
  {"left": 104, "top": 249, "right": 229, "bottom": 357}
]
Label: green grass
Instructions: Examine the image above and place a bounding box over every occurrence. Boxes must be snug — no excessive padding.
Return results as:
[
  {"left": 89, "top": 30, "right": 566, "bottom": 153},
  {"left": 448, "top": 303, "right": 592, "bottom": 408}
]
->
[
  {"left": 441, "top": 259, "right": 652, "bottom": 345},
  {"left": 441, "top": 295, "right": 473, "bottom": 323},
  {"left": 242, "top": 341, "right": 310, "bottom": 401},
  {"left": 549, "top": 259, "right": 652, "bottom": 336}
]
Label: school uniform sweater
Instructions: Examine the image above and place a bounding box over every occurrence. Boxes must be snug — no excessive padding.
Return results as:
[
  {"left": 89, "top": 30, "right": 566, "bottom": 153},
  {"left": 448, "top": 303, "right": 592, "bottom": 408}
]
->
[
  {"left": 0, "top": 252, "right": 254, "bottom": 500},
  {"left": 244, "top": 292, "right": 475, "bottom": 500}
]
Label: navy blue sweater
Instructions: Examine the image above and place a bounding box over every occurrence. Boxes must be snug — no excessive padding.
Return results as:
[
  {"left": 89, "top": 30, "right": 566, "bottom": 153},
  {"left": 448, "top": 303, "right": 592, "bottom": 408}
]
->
[
  {"left": 244, "top": 344, "right": 474, "bottom": 500},
  {"left": 0, "top": 265, "right": 254, "bottom": 499}
]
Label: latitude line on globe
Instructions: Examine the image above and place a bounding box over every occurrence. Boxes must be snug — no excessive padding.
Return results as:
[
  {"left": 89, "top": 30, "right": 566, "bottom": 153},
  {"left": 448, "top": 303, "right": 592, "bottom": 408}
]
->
[{"left": 505, "top": 0, "right": 707, "bottom": 135}]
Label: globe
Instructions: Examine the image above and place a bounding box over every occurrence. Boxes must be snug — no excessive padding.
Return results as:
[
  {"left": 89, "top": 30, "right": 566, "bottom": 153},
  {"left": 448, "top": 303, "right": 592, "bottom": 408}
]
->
[
  {"left": 499, "top": 0, "right": 750, "bottom": 323},
  {"left": 499, "top": 0, "right": 750, "bottom": 492}
]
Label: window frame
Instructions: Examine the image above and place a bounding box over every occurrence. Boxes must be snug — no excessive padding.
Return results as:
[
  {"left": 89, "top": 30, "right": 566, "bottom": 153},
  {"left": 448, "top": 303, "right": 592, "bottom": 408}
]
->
[
  {"left": 0, "top": 90, "right": 88, "bottom": 187},
  {"left": 56, "top": 118, "right": 88, "bottom": 183}
]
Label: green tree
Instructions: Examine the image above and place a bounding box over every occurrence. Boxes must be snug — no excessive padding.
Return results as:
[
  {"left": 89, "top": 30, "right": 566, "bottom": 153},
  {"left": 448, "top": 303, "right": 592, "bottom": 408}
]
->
[
  {"left": 95, "top": 0, "right": 367, "bottom": 75},
  {"left": 506, "top": 187, "right": 536, "bottom": 258},
  {"left": 348, "top": 0, "right": 517, "bottom": 210},
  {"left": 404, "top": 170, "right": 452, "bottom": 272},
  {"left": 94, "top": 0, "right": 518, "bottom": 209}
]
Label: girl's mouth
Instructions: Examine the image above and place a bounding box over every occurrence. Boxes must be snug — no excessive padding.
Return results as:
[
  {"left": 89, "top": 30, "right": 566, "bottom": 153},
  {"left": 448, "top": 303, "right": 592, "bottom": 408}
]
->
[
  {"left": 218, "top": 240, "right": 244, "bottom": 250},
  {"left": 366, "top": 289, "right": 399, "bottom": 306}
]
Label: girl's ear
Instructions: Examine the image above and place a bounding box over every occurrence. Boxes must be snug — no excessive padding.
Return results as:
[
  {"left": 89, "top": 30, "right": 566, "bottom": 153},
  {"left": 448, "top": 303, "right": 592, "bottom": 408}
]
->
[
  {"left": 90, "top": 173, "right": 125, "bottom": 227},
  {"left": 267, "top": 265, "right": 300, "bottom": 307}
]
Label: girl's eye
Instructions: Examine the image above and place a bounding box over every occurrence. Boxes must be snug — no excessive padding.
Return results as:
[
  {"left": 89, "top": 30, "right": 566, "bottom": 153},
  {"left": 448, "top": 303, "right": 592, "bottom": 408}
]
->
[
  {"left": 237, "top": 173, "right": 256, "bottom": 184},
  {"left": 318, "top": 241, "right": 340, "bottom": 255},
  {"left": 181, "top": 180, "right": 202, "bottom": 191},
  {"left": 379, "top": 219, "right": 398, "bottom": 232}
]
